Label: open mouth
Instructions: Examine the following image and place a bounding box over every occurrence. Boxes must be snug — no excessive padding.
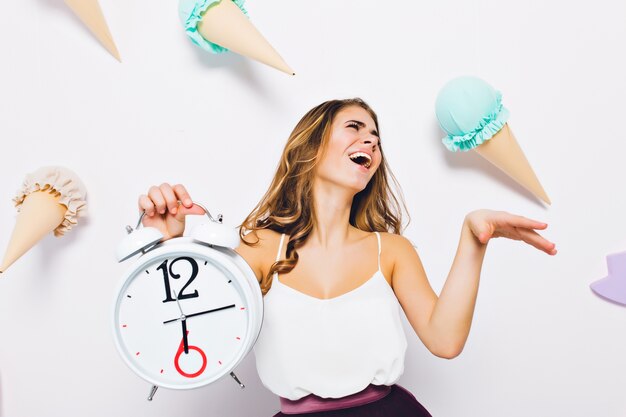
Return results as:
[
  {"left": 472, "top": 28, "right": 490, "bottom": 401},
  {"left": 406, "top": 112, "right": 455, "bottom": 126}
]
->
[{"left": 348, "top": 152, "right": 372, "bottom": 169}]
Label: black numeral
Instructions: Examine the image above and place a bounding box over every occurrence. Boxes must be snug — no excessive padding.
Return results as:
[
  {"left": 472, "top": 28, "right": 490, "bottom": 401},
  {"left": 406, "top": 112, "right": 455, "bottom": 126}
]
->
[{"left": 158, "top": 257, "right": 200, "bottom": 303}]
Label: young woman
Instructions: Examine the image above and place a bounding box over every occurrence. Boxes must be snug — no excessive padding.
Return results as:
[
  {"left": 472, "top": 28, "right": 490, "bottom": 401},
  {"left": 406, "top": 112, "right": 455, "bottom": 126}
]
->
[{"left": 138, "top": 98, "right": 556, "bottom": 416}]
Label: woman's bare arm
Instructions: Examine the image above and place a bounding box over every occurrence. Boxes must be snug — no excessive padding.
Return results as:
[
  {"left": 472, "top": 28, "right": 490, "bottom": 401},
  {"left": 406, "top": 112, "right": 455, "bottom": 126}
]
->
[{"left": 390, "top": 210, "right": 556, "bottom": 359}]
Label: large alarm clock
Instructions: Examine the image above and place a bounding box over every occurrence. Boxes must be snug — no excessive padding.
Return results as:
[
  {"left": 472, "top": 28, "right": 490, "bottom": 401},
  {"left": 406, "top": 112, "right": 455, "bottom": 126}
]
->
[{"left": 112, "top": 205, "right": 263, "bottom": 400}]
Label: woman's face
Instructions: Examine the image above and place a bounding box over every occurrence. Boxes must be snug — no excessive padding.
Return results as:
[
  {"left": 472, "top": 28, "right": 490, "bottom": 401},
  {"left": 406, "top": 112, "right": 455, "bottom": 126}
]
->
[{"left": 315, "top": 105, "right": 382, "bottom": 193}]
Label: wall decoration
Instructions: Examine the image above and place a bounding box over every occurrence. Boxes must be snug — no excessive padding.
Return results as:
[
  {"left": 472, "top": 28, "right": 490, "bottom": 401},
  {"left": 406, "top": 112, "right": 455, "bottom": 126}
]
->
[
  {"left": 179, "top": 0, "right": 294, "bottom": 75},
  {"left": 435, "top": 76, "right": 550, "bottom": 205},
  {"left": 64, "top": 0, "right": 121, "bottom": 61},
  {"left": 591, "top": 252, "right": 626, "bottom": 306},
  {"left": 0, "top": 166, "right": 87, "bottom": 274}
]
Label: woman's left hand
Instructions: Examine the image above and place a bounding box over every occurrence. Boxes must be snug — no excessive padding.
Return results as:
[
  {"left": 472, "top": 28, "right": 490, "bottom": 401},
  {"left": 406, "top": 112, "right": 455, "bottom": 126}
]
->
[{"left": 465, "top": 209, "right": 557, "bottom": 255}]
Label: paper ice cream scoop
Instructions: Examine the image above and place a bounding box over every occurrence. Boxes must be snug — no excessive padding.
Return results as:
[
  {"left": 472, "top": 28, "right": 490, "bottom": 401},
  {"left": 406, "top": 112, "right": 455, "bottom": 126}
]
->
[
  {"left": 178, "top": 0, "right": 294, "bottom": 75},
  {"left": 0, "top": 167, "right": 87, "bottom": 274},
  {"left": 435, "top": 76, "right": 550, "bottom": 205}
]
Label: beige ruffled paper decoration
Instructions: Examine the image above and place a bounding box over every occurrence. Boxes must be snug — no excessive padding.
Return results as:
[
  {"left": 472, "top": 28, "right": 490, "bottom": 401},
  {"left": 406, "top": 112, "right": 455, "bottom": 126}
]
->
[{"left": 0, "top": 167, "right": 87, "bottom": 274}]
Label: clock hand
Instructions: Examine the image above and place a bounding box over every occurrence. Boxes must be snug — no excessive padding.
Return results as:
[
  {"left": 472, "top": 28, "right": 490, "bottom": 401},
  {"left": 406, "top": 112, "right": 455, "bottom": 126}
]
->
[
  {"left": 172, "top": 290, "right": 189, "bottom": 354},
  {"left": 163, "top": 304, "right": 236, "bottom": 324},
  {"left": 181, "top": 321, "right": 189, "bottom": 354},
  {"left": 172, "top": 289, "right": 186, "bottom": 316},
  {"left": 185, "top": 304, "right": 236, "bottom": 319}
]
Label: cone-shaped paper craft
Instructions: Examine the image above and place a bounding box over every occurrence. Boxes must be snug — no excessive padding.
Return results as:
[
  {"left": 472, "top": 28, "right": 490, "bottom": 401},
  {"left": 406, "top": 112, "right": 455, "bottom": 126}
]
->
[
  {"left": 0, "top": 191, "right": 66, "bottom": 273},
  {"left": 179, "top": 0, "right": 294, "bottom": 75},
  {"left": 474, "top": 124, "right": 550, "bottom": 204},
  {"left": 64, "top": 0, "right": 121, "bottom": 61},
  {"left": 0, "top": 167, "right": 87, "bottom": 274},
  {"left": 436, "top": 76, "right": 550, "bottom": 205}
]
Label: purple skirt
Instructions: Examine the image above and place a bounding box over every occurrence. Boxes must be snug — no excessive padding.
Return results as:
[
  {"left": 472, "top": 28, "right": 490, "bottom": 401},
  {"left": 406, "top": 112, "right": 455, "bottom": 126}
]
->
[{"left": 272, "top": 384, "right": 431, "bottom": 416}]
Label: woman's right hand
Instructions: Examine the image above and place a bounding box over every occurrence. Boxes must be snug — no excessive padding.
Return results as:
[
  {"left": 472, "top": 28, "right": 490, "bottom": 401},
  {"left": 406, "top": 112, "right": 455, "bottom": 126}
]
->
[{"left": 138, "top": 183, "right": 205, "bottom": 240}]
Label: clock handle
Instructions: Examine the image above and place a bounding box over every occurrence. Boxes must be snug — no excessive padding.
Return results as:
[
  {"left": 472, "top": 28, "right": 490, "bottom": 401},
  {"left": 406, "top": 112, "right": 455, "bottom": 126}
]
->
[
  {"left": 230, "top": 371, "right": 245, "bottom": 389},
  {"left": 147, "top": 385, "right": 159, "bottom": 401},
  {"left": 130, "top": 202, "right": 222, "bottom": 231},
  {"left": 193, "top": 202, "right": 223, "bottom": 224}
]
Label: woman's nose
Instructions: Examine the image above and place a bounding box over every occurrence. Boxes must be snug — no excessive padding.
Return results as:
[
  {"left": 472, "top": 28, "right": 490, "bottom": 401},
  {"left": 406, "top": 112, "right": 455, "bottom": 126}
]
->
[{"left": 362, "top": 137, "right": 377, "bottom": 147}]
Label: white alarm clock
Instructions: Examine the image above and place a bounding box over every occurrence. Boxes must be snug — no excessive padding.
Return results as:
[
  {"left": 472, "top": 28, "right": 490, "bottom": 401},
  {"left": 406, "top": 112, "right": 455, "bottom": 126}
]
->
[{"left": 112, "top": 205, "right": 263, "bottom": 400}]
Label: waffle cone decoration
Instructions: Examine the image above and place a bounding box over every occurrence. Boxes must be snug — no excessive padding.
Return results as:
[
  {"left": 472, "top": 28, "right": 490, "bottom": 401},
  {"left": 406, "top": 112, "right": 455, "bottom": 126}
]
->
[
  {"left": 474, "top": 124, "right": 550, "bottom": 204},
  {"left": 0, "top": 167, "right": 87, "bottom": 274},
  {"left": 179, "top": 0, "right": 294, "bottom": 75},
  {"left": 436, "top": 76, "right": 550, "bottom": 205},
  {"left": 64, "top": 0, "right": 121, "bottom": 61}
]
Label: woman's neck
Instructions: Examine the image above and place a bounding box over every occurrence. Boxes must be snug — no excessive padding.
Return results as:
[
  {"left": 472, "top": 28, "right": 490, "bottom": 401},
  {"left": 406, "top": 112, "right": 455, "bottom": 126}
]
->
[{"left": 309, "top": 179, "right": 357, "bottom": 249}]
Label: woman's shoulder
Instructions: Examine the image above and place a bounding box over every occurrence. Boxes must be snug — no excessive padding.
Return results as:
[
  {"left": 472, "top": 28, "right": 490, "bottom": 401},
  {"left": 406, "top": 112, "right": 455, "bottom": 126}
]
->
[
  {"left": 236, "top": 228, "right": 285, "bottom": 281},
  {"left": 377, "top": 232, "right": 419, "bottom": 265},
  {"left": 377, "top": 231, "right": 416, "bottom": 250},
  {"left": 242, "top": 228, "right": 284, "bottom": 244}
]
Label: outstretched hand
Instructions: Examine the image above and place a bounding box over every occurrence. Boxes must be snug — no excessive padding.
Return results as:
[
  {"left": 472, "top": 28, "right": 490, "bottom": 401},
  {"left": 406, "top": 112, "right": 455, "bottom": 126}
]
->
[{"left": 465, "top": 209, "right": 557, "bottom": 255}]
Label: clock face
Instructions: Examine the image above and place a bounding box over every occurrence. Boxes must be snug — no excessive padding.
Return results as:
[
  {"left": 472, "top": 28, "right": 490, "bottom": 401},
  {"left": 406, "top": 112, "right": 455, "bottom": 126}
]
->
[{"left": 114, "top": 251, "right": 252, "bottom": 389}]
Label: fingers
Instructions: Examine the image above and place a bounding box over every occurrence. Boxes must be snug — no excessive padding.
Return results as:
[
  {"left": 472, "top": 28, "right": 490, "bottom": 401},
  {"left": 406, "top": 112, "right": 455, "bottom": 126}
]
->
[
  {"left": 140, "top": 183, "right": 195, "bottom": 217},
  {"left": 509, "top": 214, "right": 548, "bottom": 231},
  {"left": 500, "top": 213, "right": 556, "bottom": 255},
  {"left": 515, "top": 227, "right": 557, "bottom": 255},
  {"left": 173, "top": 184, "right": 193, "bottom": 209},
  {"left": 470, "top": 210, "right": 556, "bottom": 255},
  {"left": 138, "top": 194, "right": 156, "bottom": 216},
  {"left": 158, "top": 183, "right": 179, "bottom": 214},
  {"left": 148, "top": 185, "right": 168, "bottom": 215}
]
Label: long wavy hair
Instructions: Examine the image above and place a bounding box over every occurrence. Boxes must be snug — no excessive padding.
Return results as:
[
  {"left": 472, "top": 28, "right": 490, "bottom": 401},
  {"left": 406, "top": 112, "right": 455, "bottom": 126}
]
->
[{"left": 239, "top": 98, "right": 408, "bottom": 295}]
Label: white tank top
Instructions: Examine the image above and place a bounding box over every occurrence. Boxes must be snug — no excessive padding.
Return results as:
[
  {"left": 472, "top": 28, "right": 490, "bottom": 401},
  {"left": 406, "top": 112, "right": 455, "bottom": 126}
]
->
[{"left": 253, "top": 232, "right": 408, "bottom": 400}]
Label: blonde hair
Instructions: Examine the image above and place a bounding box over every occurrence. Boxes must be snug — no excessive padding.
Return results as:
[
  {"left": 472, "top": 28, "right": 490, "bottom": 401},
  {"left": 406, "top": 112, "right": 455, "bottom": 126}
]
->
[{"left": 239, "top": 98, "right": 408, "bottom": 295}]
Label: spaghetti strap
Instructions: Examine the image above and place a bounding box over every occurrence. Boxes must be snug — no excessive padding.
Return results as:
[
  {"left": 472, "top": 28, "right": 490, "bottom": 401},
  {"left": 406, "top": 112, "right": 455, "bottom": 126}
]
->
[
  {"left": 273, "top": 233, "right": 286, "bottom": 280},
  {"left": 374, "top": 232, "right": 381, "bottom": 271},
  {"left": 276, "top": 233, "right": 286, "bottom": 263}
]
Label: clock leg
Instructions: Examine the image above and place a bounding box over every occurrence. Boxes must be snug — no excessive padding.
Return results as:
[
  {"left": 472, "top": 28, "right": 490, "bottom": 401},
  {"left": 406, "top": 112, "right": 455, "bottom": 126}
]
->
[
  {"left": 147, "top": 385, "right": 159, "bottom": 401},
  {"left": 230, "top": 371, "right": 245, "bottom": 389}
]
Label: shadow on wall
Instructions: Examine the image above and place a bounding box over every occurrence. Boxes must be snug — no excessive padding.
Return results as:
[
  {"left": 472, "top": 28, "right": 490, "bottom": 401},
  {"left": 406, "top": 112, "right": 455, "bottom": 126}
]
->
[
  {"left": 37, "top": 215, "right": 90, "bottom": 273},
  {"left": 189, "top": 45, "right": 278, "bottom": 104}
]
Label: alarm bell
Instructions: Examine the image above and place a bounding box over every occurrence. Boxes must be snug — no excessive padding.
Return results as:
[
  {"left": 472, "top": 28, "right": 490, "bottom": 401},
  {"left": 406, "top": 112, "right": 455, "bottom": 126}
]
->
[
  {"left": 190, "top": 204, "right": 240, "bottom": 249},
  {"left": 116, "top": 214, "right": 164, "bottom": 262}
]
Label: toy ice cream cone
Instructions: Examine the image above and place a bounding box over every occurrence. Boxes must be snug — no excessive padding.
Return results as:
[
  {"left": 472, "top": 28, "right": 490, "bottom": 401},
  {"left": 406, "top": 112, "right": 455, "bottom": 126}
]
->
[
  {"left": 474, "top": 124, "right": 550, "bottom": 204},
  {"left": 435, "top": 76, "right": 550, "bottom": 205},
  {"left": 0, "top": 190, "right": 66, "bottom": 272},
  {"left": 0, "top": 167, "right": 87, "bottom": 274},
  {"left": 178, "top": 0, "right": 294, "bottom": 75},
  {"left": 64, "top": 0, "right": 121, "bottom": 61}
]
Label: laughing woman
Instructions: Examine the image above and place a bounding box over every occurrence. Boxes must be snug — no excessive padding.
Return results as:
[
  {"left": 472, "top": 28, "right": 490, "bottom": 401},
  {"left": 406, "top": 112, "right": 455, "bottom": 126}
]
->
[{"left": 138, "top": 98, "right": 556, "bottom": 416}]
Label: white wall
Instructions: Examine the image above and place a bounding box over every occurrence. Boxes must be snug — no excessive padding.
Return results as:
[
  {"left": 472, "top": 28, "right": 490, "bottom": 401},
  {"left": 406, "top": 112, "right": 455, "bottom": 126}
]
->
[{"left": 1, "top": 0, "right": 626, "bottom": 416}]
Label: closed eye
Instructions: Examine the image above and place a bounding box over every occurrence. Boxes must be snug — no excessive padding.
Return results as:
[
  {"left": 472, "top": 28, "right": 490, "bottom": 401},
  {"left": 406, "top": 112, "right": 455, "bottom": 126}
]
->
[{"left": 345, "top": 119, "right": 381, "bottom": 147}]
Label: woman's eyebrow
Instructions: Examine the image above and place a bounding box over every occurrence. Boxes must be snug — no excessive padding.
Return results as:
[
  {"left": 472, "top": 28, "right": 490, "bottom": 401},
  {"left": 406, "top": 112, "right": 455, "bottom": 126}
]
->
[{"left": 346, "top": 120, "right": 379, "bottom": 138}]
